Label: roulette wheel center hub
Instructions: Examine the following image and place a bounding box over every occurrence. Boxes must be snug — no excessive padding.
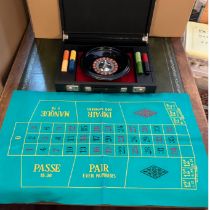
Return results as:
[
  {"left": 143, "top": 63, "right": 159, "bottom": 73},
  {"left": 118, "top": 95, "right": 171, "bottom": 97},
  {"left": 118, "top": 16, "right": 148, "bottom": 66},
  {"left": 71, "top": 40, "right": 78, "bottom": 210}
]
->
[{"left": 93, "top": 57, "right": 119, "bottom": 75}]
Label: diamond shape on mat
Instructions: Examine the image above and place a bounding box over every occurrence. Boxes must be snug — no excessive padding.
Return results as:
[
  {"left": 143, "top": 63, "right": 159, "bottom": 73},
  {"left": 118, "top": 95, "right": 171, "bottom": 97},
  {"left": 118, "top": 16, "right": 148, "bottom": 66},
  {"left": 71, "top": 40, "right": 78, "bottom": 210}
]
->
[
  {"left": 141, "top": 165, "right": 168, "bottom": 179},
  {"left": 135, "top": 109, "right": 157, "bottom": 118}
]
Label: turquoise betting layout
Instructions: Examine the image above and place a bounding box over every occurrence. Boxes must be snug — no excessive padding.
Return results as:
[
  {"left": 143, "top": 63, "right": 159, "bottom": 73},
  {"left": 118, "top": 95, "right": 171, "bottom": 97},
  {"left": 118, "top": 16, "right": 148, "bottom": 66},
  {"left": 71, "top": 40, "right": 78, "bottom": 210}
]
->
[{"left": 0, "top": 91, "right": 207, "bottom": 207}]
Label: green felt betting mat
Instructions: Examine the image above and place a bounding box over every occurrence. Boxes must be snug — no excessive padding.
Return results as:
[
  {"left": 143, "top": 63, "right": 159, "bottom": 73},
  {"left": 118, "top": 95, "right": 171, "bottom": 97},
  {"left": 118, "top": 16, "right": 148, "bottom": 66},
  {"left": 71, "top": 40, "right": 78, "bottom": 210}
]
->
[{"left": 0, "top": 91, "right": 208, "bottom": 207}]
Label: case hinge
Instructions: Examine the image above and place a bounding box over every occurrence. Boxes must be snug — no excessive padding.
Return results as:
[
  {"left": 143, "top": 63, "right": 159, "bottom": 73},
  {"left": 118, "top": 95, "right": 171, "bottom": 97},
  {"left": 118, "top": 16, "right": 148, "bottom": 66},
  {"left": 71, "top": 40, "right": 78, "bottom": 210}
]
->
[
  {"left": 63, "top": 31, "right": 69, "bottom": 41},
  {"left": 142, "top": 34, "right": 149, "bottom": 43}
]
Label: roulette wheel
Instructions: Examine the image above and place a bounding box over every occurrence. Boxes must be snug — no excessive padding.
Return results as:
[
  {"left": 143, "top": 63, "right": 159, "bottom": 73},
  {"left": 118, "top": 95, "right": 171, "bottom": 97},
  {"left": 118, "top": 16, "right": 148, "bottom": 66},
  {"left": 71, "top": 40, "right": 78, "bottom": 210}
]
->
[{"left": 82, "top": 47, "right": 131, "bottom": 81}]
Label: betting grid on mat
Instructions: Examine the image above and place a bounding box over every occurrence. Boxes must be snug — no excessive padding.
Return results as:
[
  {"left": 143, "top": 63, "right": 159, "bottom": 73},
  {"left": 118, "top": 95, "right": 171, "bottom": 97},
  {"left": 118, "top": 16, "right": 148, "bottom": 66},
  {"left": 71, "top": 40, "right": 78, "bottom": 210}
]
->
[{"left": 0, "top": 91, "right": 207, "bottom": 207}]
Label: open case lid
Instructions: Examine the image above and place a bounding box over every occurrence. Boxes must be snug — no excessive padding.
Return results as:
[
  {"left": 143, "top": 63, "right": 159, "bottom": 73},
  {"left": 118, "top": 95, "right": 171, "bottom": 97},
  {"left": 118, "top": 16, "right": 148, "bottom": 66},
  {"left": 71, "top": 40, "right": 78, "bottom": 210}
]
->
[{"left": 60, "top": 0, "right": 156, "bottom": 43}]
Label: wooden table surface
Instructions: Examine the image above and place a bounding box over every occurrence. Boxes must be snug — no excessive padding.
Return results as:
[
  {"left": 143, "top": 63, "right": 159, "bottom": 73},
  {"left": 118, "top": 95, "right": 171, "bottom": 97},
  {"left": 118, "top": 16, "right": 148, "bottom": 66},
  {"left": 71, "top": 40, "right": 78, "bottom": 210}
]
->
[{"left": 0, "top": 25, "right": 208, "bottom": 210}]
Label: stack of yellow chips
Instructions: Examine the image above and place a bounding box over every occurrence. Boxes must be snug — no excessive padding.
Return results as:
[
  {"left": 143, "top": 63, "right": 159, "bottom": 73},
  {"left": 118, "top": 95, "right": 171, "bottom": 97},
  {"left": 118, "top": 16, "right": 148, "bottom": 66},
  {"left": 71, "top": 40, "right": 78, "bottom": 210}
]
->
[{"left": 70, "top": 50, "right": 76, "bottom": 60}]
